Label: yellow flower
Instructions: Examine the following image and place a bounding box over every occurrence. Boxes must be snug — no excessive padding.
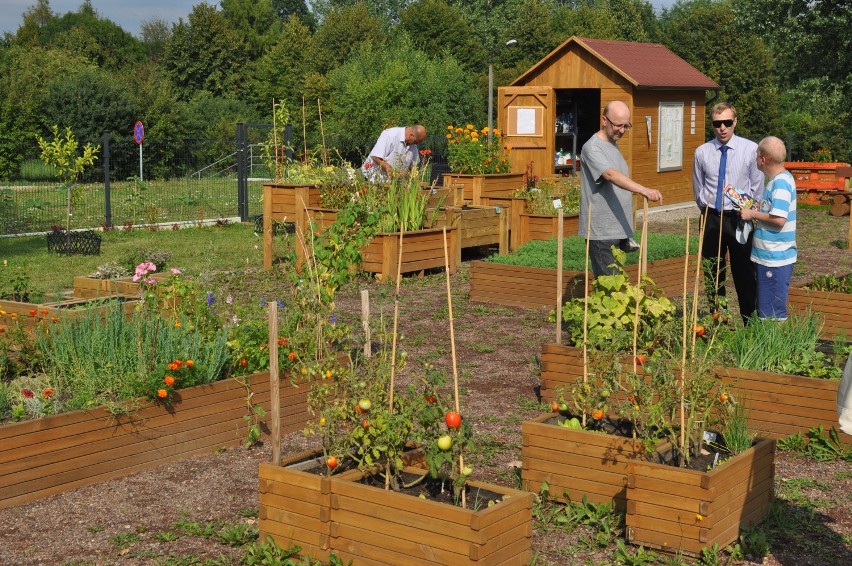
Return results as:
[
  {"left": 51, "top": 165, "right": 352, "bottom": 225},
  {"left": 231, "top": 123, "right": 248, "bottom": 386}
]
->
[
  {"left": 466, "top": 124, "right": 474, "bottom": 130},
  {"left": 695, "top": 514, "right": 703, "bottom": 521},
  {"left": 481, "top": 127, "right": 489, "bottom": 134},
  {"left": 505, "top": 145, "right": 513, "bottom": 151},
  {"left": 455, "top": 127, "right": 463, "bottom": 134},
  {"left": 326, "top": 370, "right": 333, "bottom": 378},
  {"left": 493, "top": 129, "right": 501, "bottom": 136},
  {"left": 446, "top": 133, "right": 452, "bottom": 139},
  {"left": 447, "top": 125, "right": 454, "bottom": 131}
]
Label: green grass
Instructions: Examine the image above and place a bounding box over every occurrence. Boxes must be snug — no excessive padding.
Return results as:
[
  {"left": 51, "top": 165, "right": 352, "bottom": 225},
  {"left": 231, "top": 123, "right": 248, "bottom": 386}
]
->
[
  {"left": 485, "top": 233, "right": 699, "bottom": 270},
  {"left": 0, "top": 222, "right": 267, "bottom": 301}
]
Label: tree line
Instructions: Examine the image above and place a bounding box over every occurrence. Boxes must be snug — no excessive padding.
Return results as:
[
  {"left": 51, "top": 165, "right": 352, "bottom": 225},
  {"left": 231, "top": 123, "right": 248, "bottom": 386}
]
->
[{"left": 0, "top": 0, "right": 848, "bottom": 180}]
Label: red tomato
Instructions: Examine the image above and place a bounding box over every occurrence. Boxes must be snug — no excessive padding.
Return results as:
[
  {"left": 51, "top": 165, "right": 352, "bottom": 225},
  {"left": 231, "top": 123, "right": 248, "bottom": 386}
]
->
[
  {"left": 635, "top": 354, "right": 646, "bottom": 366},
  {"left": 326, "top": 456, "right": 338, "bottom": 469},
  {"left": 551, "top": 401, "right": 560, "bottom": 412},
  {"left": 591, "top": 409, "right": 605, "bottom": 421},
  {"left": 719, "top": 392, "right": 729, "bottom": 403},
  {"left": 445, "top": 411, "right": 462, "bottom": 429},
  {"left": 694, "top": 325, "right": 706, "bottom": 337},
  {"left": 361, "top": 418, "right": 370, "bottom": 429}
]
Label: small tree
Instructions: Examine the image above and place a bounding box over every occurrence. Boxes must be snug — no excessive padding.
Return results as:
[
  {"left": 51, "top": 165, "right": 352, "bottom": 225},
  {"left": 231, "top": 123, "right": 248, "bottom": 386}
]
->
[{"left": 36, "top": 125, "right": 100, "bottom": 235}]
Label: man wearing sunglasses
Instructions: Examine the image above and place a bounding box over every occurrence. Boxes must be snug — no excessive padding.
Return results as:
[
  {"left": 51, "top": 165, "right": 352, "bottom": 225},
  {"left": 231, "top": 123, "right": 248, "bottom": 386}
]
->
[
  {"left": 693, "top": 102, "right": 763, "bottom": 322},
  {"left": 579, "top": 100, "right": 663, "bottom": 277}
]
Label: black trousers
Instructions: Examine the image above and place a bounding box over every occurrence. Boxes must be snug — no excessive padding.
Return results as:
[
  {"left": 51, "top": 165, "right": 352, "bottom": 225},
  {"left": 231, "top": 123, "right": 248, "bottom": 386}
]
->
[{"left": 701, "top": 208, "right": 756, "bottom": 322}]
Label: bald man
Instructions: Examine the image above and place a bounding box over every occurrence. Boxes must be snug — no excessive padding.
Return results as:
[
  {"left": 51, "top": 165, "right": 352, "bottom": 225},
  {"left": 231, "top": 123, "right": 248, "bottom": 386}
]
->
[
  {"left": 578, "top": 101, "right": 663, "bottom": 276},
  {"left": 362, "top": 125, "right": 427, "bottom": 181},
  {"left": 740, "top": 136, "right": 797, "bottom": 320}
]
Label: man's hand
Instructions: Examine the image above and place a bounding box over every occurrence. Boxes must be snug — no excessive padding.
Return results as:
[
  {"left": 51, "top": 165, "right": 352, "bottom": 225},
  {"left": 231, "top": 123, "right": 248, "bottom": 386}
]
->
[{"left": 643, "top": 188, "right": 663, "bottom": 203}]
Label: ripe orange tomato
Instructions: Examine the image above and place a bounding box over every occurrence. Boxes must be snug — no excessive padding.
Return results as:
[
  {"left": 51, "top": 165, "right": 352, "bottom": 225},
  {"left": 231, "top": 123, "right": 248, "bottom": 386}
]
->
[
  {"left": 551, "top": 401, "right": 560, "bottom": 412},
  {"left": 326, "top": 456, "right": 338, "bottom": 469},
  {"left": 719, "top": 392, "right": 729, "bottom": 403},
  {"left": 694, "top": 325, "right": 706, "bottom": 337},
  {"left": 591, "top": 409, "right": 605, "bottom": 420},
  {"left": 635, "top": 354, "right": 646, "bottom": 366},
  {"left": 361, "top": 418, "right": 370, "bottom": 429},
  {"left": 445, "top": 411, "right": 462, "bottom": 429}
]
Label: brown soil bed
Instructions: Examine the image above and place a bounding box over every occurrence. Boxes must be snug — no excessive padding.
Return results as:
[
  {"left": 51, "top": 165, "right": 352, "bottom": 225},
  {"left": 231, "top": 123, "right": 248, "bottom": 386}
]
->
[{"left": 2, "top": 207, "right": 852, "bottom": 565}]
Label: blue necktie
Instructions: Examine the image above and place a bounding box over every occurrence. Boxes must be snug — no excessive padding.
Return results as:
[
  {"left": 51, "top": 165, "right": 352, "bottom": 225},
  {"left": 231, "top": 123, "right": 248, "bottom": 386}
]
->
[{"left": 715, "top": 145, "right": 728, "bottom": 211}]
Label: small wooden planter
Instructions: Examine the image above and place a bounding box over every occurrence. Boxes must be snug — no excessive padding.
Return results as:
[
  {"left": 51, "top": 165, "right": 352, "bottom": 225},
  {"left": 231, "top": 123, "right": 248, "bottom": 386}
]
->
[
  {"left": 0, "top": 297, "right": 140, "bottom": 332},
  {"left": 716, "top": 366, "right": 852, "bottom": 445},
  {"left": 443, "top": 173, "right": 525, "bottom": 205},
  {"left": 263, "top": 183, "right": 321, "bottom": 268},
  {"left": 514, "top": 212, "right": 580, "bottom": 250},
  {"left": 431, "top": 205, "right": 509, "bottom": 265},
  {"left": 478, "top": 196, "right": 529, "bottom": 251},
  {"left": 521, "top": 414, "right": 651, "bottom": 510},
  {"left": 361, "top": 227, "right": 458, "bottom": 282},
  {"left": 72, "top": 276, "right": 141, "bottom": 299},
  {"left": 787, "top": 284, "right": 852, "bottom": 339},
  {"left": 0, "top": 372, "right": 315, "bottom": 510},
  {"left": 626, "top": 438, "right": 776, "bottom": 556},
  {"left": 261, "top": 462, "right": 533, "bottom": 565},
  {"left": 468, "top": 255, "right": 698, "bottom": 310}
]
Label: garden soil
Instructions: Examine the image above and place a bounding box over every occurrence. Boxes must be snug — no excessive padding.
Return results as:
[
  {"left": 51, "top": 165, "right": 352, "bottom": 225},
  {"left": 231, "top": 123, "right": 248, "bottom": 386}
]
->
[{"left": 2, "top": 207, "right": 852, "bottom": 565}]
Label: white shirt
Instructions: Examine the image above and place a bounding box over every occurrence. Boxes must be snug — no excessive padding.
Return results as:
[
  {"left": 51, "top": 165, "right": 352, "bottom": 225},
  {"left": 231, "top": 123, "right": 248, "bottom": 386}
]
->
[
  {"left": 361, "top": 127, "right": 419, "bottom": 181},
  {"left": 693, "top": 134, "right": 763, "bottom": 211}
]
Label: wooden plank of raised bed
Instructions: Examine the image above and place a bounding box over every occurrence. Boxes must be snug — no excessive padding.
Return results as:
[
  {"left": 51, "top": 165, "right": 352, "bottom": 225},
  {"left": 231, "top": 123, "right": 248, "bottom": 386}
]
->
[{"left": 331, "top": 521, "right": 469, "bottom": 566}]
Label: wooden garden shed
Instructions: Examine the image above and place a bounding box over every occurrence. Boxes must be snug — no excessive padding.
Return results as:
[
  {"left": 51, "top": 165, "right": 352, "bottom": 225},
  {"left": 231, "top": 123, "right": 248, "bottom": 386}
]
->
[{"left": 499, "top": 36, "right": 719, "bottom": 208}]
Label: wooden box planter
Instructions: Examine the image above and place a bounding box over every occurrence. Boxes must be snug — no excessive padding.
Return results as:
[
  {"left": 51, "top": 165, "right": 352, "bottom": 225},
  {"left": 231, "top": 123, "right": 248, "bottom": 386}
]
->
[
  {"left": 72, "top": 275, "right": 141, "bottom": 299},
  {"left": 787, "top": 284, "right": 852, "bottom": 339},
  {"left": 0, "top": 372, "right": 316, "bottom": 510},
  {"left": 0, "top": 297, "right": 140, "bottom": 332},
  {"left": 361, "top": 227, "right": 458, "bottom": 282},
  {"left": 478, "top": 196, "right": 529, "bottom": 251},
  {"left": 521, "top": 414, "right": 651, "bottom": 510},
  {"left": 539, "top": 343, "right": 585, "bottom": 403},
  {"left": 430, "top": 205, "right": 509, "bottom": 265},
  {"left": 261, "top": 459, "right": 533, "bottom": 566},
  {"left": 262, "top": 183, "right": 321, "bottom": 268},
  {"left": 469, "top": 255, "right": 699, "bottom": 310},
  {"left": 715, "top": 367, "right": 852, "bottom": 445},
  {"left": 514, "top": 212, "right": 580, "bottom": 250},
  {"left": 443, "top": 173, "right": 525, "bottom": 205},
  {"left": 626, "top": 438, "right": 776, "bottom": 556}
]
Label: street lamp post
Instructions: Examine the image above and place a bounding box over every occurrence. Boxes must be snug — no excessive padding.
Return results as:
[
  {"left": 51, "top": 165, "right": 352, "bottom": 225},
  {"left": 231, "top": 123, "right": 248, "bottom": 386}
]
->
[{"left": 488, "top": 39, "right": 517, "bottom": 142}]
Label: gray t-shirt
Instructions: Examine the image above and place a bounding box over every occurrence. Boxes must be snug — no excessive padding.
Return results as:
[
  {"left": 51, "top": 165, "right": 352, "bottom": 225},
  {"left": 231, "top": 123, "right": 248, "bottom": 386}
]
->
[{"left": 578, "top": 133, "right": 633, "bottom": 240}]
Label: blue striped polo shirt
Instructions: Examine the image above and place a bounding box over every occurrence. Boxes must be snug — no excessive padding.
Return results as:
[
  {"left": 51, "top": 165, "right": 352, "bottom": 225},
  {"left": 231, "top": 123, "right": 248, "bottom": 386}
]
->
[{"left": 751, "top": 170, "right": 797, "bottom": 267}]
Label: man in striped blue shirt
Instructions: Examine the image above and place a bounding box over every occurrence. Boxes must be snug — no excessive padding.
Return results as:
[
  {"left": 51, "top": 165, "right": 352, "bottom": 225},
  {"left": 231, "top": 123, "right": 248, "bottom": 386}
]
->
[
  {"left": 693, "top": 102, "right": 763, "bottom": 322},
  {"left": 740, "top": 136, "right": 797, "bottom": 320}
]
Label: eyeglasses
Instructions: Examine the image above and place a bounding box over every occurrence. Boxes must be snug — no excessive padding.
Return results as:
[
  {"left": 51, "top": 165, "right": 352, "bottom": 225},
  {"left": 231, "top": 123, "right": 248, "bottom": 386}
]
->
[
  {"left": 604, "top": 116, "right": 632, "bottom": 131},
  {"left": 711, "top": 119, "right": 734, "bottom": 128}
]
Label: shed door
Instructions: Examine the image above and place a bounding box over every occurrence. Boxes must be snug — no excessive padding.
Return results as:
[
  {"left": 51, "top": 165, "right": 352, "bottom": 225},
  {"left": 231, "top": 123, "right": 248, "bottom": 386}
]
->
[{"left": 497, "top": 86, "right": 556, "bottom": 180}]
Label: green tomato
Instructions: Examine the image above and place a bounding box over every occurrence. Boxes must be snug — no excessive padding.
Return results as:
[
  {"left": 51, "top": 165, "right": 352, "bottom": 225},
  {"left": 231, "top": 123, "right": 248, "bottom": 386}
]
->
[{"left": 437, "top": 434, "right": 453, "bottom": 451}]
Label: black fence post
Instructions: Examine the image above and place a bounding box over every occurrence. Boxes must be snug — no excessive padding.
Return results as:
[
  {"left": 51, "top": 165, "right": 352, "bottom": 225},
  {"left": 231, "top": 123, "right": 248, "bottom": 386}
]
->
[
  {"left": 236, "top": 123, "right": 248, "bottom": 221},
  {"left": 103, "top": 131, "right": 111, "bottom": 228}
]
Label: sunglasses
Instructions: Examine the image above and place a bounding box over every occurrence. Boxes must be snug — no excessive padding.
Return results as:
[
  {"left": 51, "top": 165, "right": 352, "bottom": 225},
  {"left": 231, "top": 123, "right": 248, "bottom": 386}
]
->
[{"left": 711, "top": 119, "right": 734, "bottom": 128}]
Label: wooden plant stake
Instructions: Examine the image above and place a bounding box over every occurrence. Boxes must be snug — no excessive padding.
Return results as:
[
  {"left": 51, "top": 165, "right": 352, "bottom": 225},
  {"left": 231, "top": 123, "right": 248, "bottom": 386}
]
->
[
  {"left": 301, "top": 96, "right": 308, "bottom": 162},
  {"left": 268, "top": 301, "right": 281, "bottom": 466},
  {"left": 317, "top": 98, "right": 329, "bottom": 167},
  {"left": 581, "top": 203, "right": 592, "bottom": 428},
  {"left": 442, "top": 226, "right": 466, "bottom": 509},
  {"left": 691, "top": 210, "right": 709, "bottom": 356},
  {"left": 272, "top": 99, "right": 280, "bottom": 183},
  {"left": 714, "top": 209, "right": 724, "bottom": 299},
  {"left": 361, "top": 289, "right": 371, "bottom": 359},
  {"left": 631, "top": 199, "right": 649, "bottom": 373},
  {"left": 385, "top": 225, "right": 405, "bottom": 490},
  {"left": 680, "top": 219, "right": 691, "bottom": 458},
  {"left": 556, "top": 208, "right": 564, "bottom": 344}
]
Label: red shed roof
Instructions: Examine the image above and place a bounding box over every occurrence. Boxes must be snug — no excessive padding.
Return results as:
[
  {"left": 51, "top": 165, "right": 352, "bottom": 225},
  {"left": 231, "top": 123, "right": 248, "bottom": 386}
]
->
[{"left": 512, "top": 36, "right": 719, "bottom": 90}]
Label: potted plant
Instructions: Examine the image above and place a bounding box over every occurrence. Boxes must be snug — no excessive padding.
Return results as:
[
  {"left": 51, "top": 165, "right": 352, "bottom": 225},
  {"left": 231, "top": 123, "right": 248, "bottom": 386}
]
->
[
  {"left": 442, "top": 124, "right": 524, "bottom": 204},
  {"left": 36, "top": 125, "right": 101, "bottom": 256}
]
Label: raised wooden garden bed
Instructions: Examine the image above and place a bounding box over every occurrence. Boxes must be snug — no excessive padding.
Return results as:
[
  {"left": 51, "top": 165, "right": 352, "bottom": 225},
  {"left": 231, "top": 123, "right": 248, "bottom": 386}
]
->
[
  {"left": 715, "top": 367, "right": 852, "bottom": 445},
  {"left": 514, "top": 212, "right": 580, "bottom": 250},
  {"left": 787, "top": 284, "right": 852, "bottom": 339},
  {"left": 259, "top": 461, "right": 534, "bottom": 565},
  {"left": 431, "top": 205, "right": 508, "bottom": 265},
  {"left": 469, "top": 255, "right": 698, "bottom": 310},
  {"left": 262, "top": 183, "right": 321, "bottom": 268},
  {"left": 72, "top": 275, "right": 141, "bottom": 299},
  {"left": 521, "top": 414, "right": 651, "bottom": 510},
  {"left": 443, "top": 173, "right": 525, "bottom": 205},
  {"left": 626, "top": 438, "right": 776, "bottom": 556},
  {"left": 0, "top": 297, "right": 140, "bottom": 332},
  {"left": 361, "top": 227, "right": 458, "bottom": 282},
  {"left": 0, "top": 372, "right": 316, "bottom": 510},
  {"left": 478, "top": 196, "right": 529, "bottom": 251}
]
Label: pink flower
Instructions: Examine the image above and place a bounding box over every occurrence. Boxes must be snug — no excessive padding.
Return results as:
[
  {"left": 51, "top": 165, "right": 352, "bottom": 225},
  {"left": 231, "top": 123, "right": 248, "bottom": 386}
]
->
[
  {"left": 22, "top": 389, "right": 34, "bottom": 399},
  {"left": 170, "top": 268, "right": 181, "bottom": 275}
]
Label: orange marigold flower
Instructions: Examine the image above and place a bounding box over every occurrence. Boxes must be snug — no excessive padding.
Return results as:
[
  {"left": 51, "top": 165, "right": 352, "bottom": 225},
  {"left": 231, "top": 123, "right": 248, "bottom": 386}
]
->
[
  {"left": 40, "top": 309, "right": 49, "bottom": 315},
  {"left": 167, "top": 362, "right": 178, "bottom": 371},
  {"left": 173, "top": 359, "right": 183, "bottom": 368},
  {"left": 277, "top": 337, "right": 288, "bottom": 347},
  {"left": 28, "top": 309, "right": 36, "bottom": 316},
  {"left": 447, "top": 125, "right": 454, "bottom": 131},
  {"left": 157, "top": 389, "right": 168, "bottom": 399},
  {"left": 173, "top": 321, "right": 182, "bottom": 328},
  {"left": 466, "top": 124, "right": 474, "bottom": 130},
  {"left": 455, "top": 128, "right": 463, "bottom": 134},
  {"left": 493, "top": 129, "right": 501, "bottom": 136},
  {"left": 42, "top": 387, "right": 54, "bottom": 399},
  {"left": 186, "top": 359, "right": 194, "bottom": 367},
  {"left": 288, "top": 351, "right": 298, "bottom": 362},
  {"left": 51, "top": 317, "right": 58, "bottom": 323},
  {"left": 164, "top": 375, "right": 175, "bottom": 386},
  {"left": 10, "top": 312, "right": 17, "bottom": 318},
  {"left": 445, "top": 133, "right": 452, "bottom": 139},
  {"left": 0, "top": 328, "right": 5, "bottom": 333}
]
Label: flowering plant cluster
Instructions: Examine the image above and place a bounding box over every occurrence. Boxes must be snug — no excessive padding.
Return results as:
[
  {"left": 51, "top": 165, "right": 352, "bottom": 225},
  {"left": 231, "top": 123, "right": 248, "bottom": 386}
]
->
[
  {"left": 811, "top": 147, "right": 834, "bottom": 163},
  {"left": 148, "top": 358, "right": 198, "bottom": 404},
  {"left": 445, "top": 124, "right": 511, "bottom": 174}
]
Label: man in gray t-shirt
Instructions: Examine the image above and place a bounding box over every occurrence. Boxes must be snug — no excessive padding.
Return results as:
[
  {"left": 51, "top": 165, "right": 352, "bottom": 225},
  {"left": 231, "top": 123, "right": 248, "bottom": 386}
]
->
[{"left": 579, "top": 101, "right": 663, "bottom": 276}]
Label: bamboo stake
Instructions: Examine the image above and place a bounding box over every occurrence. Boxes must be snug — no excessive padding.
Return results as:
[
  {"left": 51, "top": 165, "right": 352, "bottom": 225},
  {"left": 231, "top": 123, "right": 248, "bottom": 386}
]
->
[
  {"left": 317, "top": 98, "right": 328, "bottom": 167},
  {"left": 680, "top": 219, "right": 690, "bottom": 462},
  {"left": 268, "top": 301, "right": 280, "bottom": 466},
  {"left": 631, "top": 199, "right": 649, "bottom": 373},
  {"left": 692, "top": 211, "right": 709, "bottom": 357},
  {"left": 385, "top": 223, "right": 405, "bottom": 490},
  {"left": 301, "top": 96, "right": 308, "bottom": 162},
  {"left": 556, "top": 208, "right": 564, "bottom": 345},
  {"left": 361, "top": 289, "right": 371, "bottom": 359},
  {"left": 714, "top": 208, "right": 724, "bottom": 297},
  {"left": 272, "top": 99, "right": 280, "bottom": 183},
  {"left": 581, "top": 203, "right": 592, "bottom": 429},
  {"left": 442, "top": 226, "right": 465, "bottom": 509}
]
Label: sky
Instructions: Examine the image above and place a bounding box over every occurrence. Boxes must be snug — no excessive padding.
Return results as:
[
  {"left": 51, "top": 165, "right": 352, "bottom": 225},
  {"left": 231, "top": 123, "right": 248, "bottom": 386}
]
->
[{"left": 1, "top": 0, "right": 678, "bottom": 40}]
